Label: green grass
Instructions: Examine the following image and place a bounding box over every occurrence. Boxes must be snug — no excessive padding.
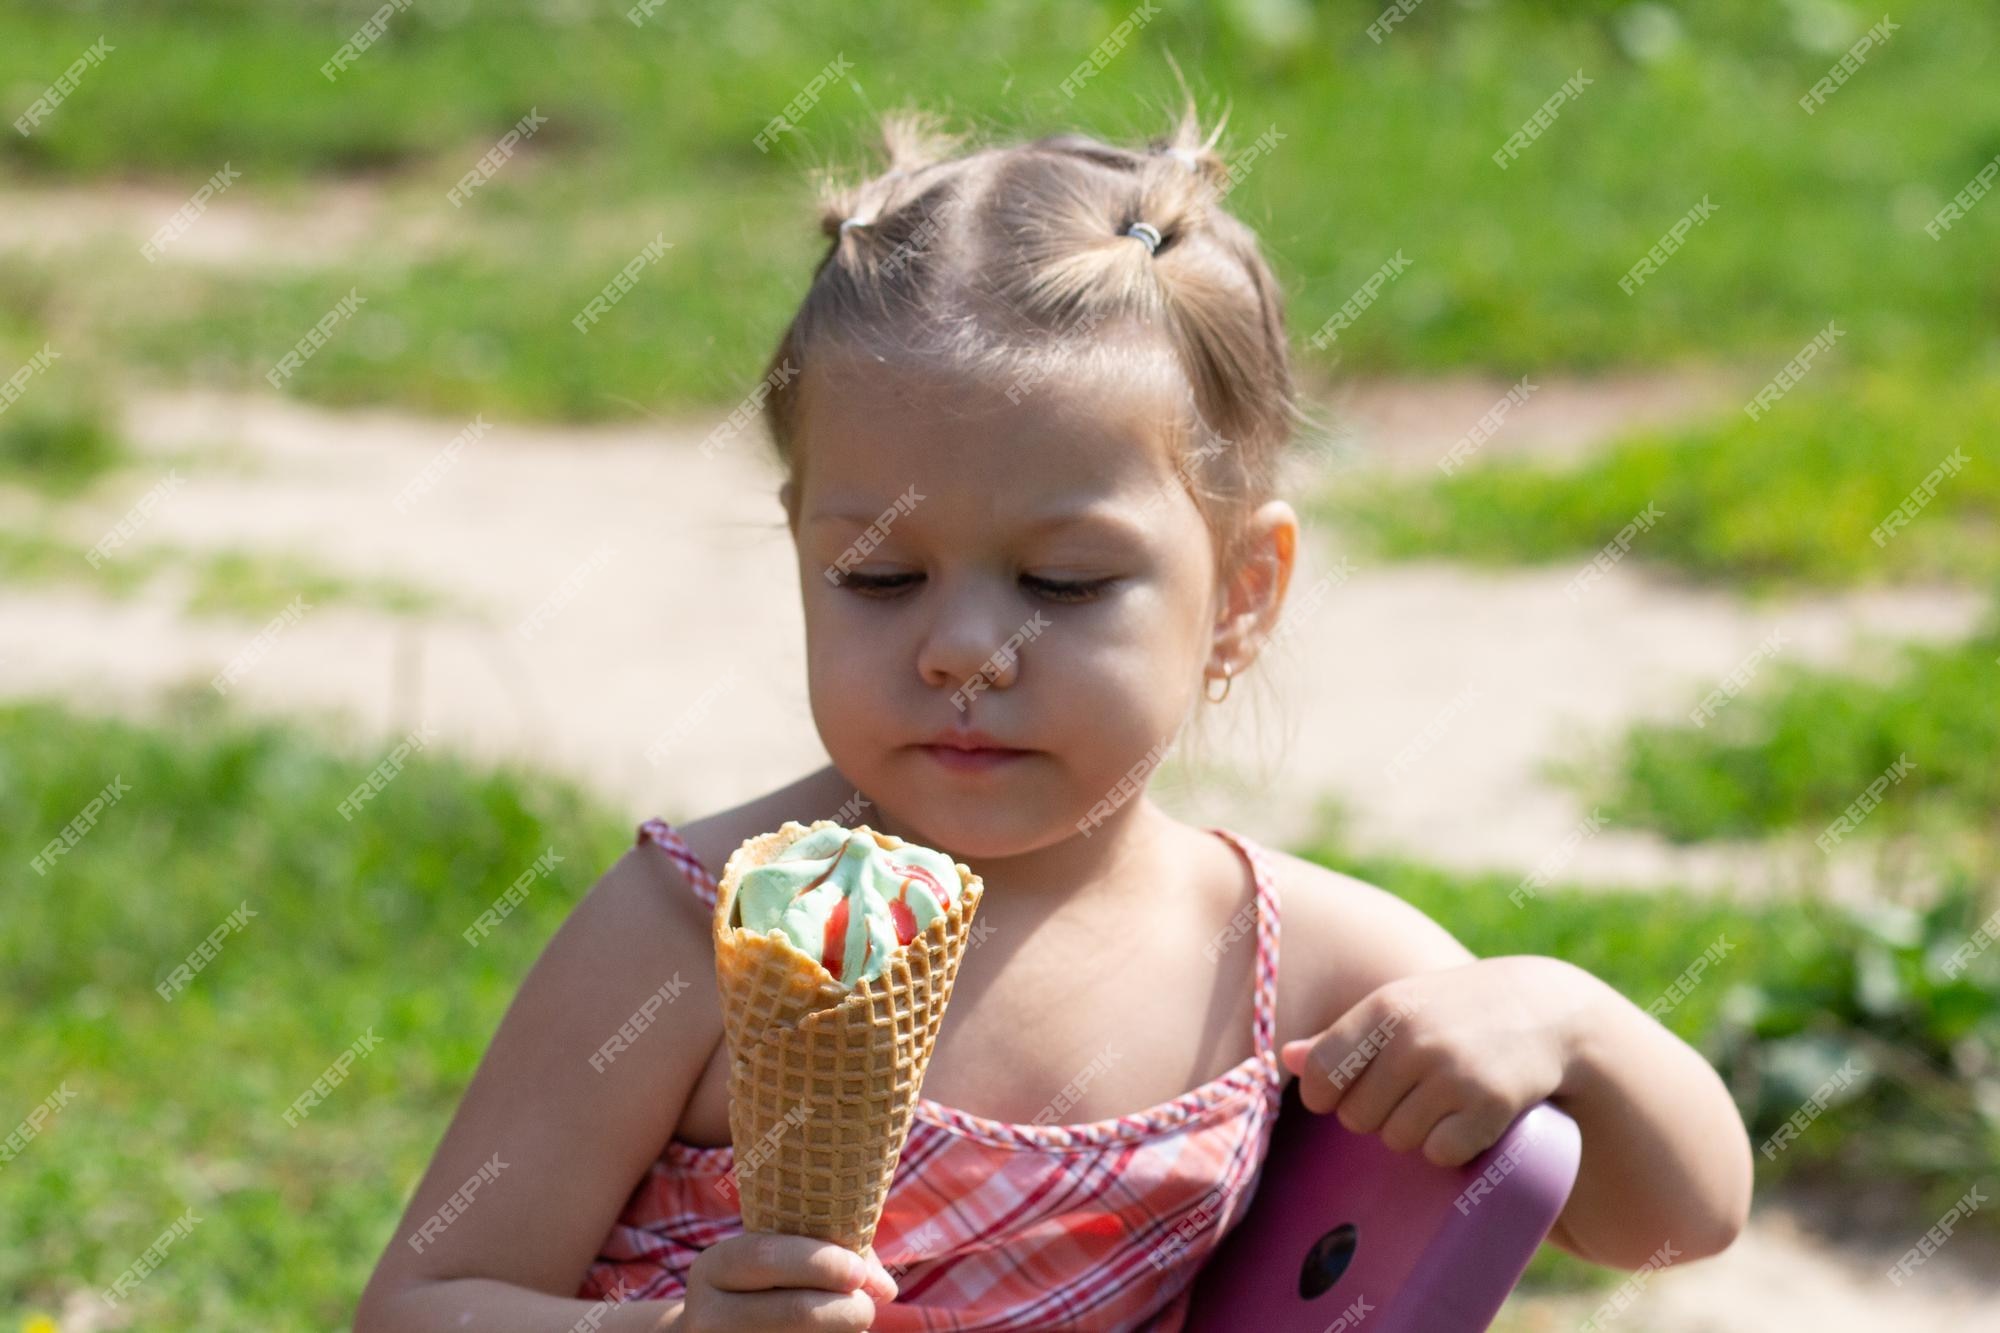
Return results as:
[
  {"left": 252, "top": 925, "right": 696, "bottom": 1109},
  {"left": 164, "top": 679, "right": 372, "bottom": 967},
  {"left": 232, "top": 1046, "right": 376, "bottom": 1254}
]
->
[
  {"left": 1, "top": 0, "right": 1996, "bottom": 417},
  {"left": 0, "top": 691, "right": 631, "bottom": 1328},
  {"left": 1297, "top": 836, "right": 2000, "bottom": 1243},
  {"left": 1553, "top": 590, "right": 2000, "bottom": 846},
  {"left": 1321, "top": 366, "right": 2000, "bottom": 594}
]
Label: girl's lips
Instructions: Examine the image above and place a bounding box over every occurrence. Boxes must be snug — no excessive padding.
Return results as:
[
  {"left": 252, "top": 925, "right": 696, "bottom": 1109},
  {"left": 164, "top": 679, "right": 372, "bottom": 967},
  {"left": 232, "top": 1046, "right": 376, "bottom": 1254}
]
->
[{"left": 917, "top": 744, "right": 1033, "bottom": 773}]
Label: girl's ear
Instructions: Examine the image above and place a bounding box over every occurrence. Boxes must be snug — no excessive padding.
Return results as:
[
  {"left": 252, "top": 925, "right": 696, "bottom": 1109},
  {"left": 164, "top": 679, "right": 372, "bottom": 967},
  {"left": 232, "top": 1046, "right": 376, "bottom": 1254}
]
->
[{"left": 1209, "top": 500, "right": 1299, "bottom": 675}]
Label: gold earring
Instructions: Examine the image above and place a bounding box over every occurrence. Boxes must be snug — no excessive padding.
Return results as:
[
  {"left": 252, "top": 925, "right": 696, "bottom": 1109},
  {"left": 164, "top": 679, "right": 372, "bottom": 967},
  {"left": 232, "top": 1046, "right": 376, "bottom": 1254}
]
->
[{"left": 1204, "top": 661, "right": 1233, "bottom": 703}]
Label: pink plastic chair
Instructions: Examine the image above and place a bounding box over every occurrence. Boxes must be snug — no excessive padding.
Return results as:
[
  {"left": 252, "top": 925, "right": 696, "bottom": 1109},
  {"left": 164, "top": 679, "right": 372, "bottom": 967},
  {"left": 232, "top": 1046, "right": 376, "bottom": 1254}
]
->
[{"left": 1183, "top": 1079, "right": 1582, "bottom": 1332}]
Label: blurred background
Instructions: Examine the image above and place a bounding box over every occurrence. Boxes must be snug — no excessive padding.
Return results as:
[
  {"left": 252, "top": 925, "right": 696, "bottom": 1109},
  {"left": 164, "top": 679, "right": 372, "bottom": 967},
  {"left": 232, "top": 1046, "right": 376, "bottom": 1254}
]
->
[{"left": 3, "top": 0, "right": 1997, "bottom": 1327}]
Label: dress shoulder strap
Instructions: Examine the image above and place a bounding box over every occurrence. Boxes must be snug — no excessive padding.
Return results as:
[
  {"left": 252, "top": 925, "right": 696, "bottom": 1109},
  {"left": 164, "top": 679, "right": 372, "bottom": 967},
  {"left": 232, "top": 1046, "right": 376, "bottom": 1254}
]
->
[
  {"left": 1209, "top": 827, "right": 1281, "bottom": 1064},
  {"left": 636, "top": 818, "right": 719, "bottom": 910}
]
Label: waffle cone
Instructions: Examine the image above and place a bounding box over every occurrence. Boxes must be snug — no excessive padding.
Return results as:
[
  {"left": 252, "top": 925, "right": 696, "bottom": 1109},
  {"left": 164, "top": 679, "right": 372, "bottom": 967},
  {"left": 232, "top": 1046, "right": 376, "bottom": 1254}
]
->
[{"left": 711, "top": 819, "right": 984, "bottom": 1253}]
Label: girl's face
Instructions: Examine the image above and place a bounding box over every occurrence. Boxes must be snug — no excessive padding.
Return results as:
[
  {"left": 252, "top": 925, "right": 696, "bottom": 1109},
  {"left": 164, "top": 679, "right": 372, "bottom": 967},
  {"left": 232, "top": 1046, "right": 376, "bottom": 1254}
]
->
[{"left": 782, "top": 347, "right": 1244, "bottom": 862}]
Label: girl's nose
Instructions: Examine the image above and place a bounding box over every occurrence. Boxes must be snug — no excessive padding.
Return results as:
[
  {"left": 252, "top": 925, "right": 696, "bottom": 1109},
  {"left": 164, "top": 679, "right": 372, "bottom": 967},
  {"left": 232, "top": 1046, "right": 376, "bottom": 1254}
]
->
[{"left": 916, "top": 589, "right": 1024, "bottom": 699}]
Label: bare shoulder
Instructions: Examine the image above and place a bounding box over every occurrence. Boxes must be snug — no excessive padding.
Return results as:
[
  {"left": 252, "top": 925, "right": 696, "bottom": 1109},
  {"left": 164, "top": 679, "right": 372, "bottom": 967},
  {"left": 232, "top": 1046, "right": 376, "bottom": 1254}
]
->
[{"left": 1258, "top": 844, "right": 1478, "bottom": 1037}]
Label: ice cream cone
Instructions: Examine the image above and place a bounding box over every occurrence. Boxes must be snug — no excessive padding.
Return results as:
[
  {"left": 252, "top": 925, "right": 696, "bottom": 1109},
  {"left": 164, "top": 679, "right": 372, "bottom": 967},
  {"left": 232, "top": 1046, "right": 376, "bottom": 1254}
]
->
[{"left": 712, "top": 819, "right": 983, "bottom": 1253}]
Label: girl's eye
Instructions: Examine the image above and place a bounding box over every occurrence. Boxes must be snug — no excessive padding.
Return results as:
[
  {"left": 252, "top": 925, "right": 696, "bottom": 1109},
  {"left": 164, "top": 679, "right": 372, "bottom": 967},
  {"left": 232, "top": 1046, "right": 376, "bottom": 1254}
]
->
[
  {"left": 1022, "top": 575, "right": 1116, "bottom": 603},
  {"left": 837, "top": 571, "right": 922, "bottom": 597},
  {"left": 834, "top": 572, "right": 1116, "bottom": 602}
]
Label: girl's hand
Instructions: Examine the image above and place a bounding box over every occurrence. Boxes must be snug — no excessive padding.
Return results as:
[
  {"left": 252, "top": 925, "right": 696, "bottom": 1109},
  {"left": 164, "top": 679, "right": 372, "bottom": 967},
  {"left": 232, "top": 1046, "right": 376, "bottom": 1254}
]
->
[
  {"left": 1278, "top": 955, "right": 1593, "bottom": 1168},
  {"left": 678, "top": 1232, "right": 898, "bottom": 1332}
]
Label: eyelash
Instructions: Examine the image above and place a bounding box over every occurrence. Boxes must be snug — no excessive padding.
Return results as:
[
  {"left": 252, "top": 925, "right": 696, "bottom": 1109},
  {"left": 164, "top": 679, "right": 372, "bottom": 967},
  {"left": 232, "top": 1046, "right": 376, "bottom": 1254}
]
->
[{"left": 838, "top": 572, "right": 1115, "bottom": 603}]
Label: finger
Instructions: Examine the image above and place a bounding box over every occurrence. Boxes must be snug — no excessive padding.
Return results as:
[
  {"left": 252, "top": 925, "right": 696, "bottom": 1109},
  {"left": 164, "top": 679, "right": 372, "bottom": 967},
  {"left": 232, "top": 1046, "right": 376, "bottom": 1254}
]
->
[
  {"left": 1421, "top": 1107, "right": 1511, "bottom": 1169},
  {"left": 859, "top": 1244, "right": 899, "bottom": 1301},
  {"left": 1327, "top": 1040, "right": 1417, "bottom": 1136},
  {"left": 717, "top": 1287, "right": 878, "bottom": 1331},
  {"left": 1375, "top": 1073, "right": 1459, "bottom": 1155},
  {"left": 707, "top": 1232, "right": 872, "bottom": 1294},
  {"left": 1287, "top": 990, "right": 1424, "bottom": 1116}
]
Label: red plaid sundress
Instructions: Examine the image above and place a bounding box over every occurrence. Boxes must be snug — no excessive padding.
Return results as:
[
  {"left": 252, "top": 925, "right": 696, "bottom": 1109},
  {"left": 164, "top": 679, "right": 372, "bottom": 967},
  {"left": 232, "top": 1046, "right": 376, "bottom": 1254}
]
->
[{"left": 577, "top": 817, "right": 1286, "bottom": 1331}]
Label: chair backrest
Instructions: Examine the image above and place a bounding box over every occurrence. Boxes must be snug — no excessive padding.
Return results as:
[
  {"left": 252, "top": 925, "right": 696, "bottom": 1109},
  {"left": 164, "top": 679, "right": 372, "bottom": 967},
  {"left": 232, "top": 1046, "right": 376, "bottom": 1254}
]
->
[{"left": 1182, "top": 1079, "right": 1582, "bottom": 1332}]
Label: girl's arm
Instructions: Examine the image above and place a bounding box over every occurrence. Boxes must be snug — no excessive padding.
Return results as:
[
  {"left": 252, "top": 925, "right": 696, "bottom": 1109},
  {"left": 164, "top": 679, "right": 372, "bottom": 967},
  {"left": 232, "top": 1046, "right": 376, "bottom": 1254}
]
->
[
  {"left": 1276, "top": 867, "right": 1752, "bottom": 1271},
  {"left": 1532, "top": 955, "right": 1756, "bottom": 1268},
  {"left": 353, "top": 842, "right": 721, "bottom": 1332}
]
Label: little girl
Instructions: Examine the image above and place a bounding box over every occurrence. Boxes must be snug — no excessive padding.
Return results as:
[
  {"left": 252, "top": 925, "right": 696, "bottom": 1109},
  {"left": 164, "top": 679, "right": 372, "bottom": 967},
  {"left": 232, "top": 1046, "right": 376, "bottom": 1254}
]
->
[{"left": 356, "top": 102, "right": 1753, "bottom": 1332}]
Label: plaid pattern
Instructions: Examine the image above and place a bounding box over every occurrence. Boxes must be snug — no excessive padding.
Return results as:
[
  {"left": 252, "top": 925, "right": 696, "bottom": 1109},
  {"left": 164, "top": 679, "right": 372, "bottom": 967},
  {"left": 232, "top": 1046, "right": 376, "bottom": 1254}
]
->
[{"left": 578, "top": 818, "right": 1285, "bottom": 1331}]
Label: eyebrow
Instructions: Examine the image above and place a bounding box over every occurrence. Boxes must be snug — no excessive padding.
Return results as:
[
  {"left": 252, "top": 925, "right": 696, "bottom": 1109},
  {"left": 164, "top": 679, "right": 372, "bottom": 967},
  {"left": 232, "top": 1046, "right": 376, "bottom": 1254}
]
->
[{"left": 805, "top": 504, "right": 1149, "bottom": 542}]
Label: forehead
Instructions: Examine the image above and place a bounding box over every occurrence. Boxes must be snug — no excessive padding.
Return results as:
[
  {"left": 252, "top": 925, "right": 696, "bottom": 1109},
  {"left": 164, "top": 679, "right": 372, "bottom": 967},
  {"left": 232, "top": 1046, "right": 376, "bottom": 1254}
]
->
[{"left": 794, "top": 343, "right": 1196, "bottom": 528}]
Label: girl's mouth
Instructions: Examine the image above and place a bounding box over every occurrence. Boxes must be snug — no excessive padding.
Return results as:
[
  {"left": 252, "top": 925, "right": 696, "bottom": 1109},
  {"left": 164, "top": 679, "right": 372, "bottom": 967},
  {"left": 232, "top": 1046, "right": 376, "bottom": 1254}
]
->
[{"left": 917, "top": 744, "right": 1034, "bottom": 773}]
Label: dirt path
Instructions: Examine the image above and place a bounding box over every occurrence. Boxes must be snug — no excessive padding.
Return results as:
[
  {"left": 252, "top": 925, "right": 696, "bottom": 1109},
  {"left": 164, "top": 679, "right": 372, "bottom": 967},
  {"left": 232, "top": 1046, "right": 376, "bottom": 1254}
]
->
[{"left": 9, "top": 383, "right": 1980, "bottom": 899}]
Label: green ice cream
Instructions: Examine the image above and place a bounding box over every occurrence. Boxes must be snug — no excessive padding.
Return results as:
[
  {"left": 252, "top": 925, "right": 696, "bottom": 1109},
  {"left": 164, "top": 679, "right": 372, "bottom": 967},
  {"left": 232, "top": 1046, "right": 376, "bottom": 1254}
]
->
[{"left": 734, "top": 825, "right": 963, "bottom": 988}]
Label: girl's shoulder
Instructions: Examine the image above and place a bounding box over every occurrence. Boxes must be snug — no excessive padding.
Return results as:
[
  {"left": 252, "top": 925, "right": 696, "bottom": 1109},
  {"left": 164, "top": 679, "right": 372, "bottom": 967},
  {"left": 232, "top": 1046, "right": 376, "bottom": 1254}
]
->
[
  {"left": 1251, "top": 841, "right": 1479, "bottom": 1039},
  {"left": 635, "top": 764, "right": 866, "bottom": 908}
]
